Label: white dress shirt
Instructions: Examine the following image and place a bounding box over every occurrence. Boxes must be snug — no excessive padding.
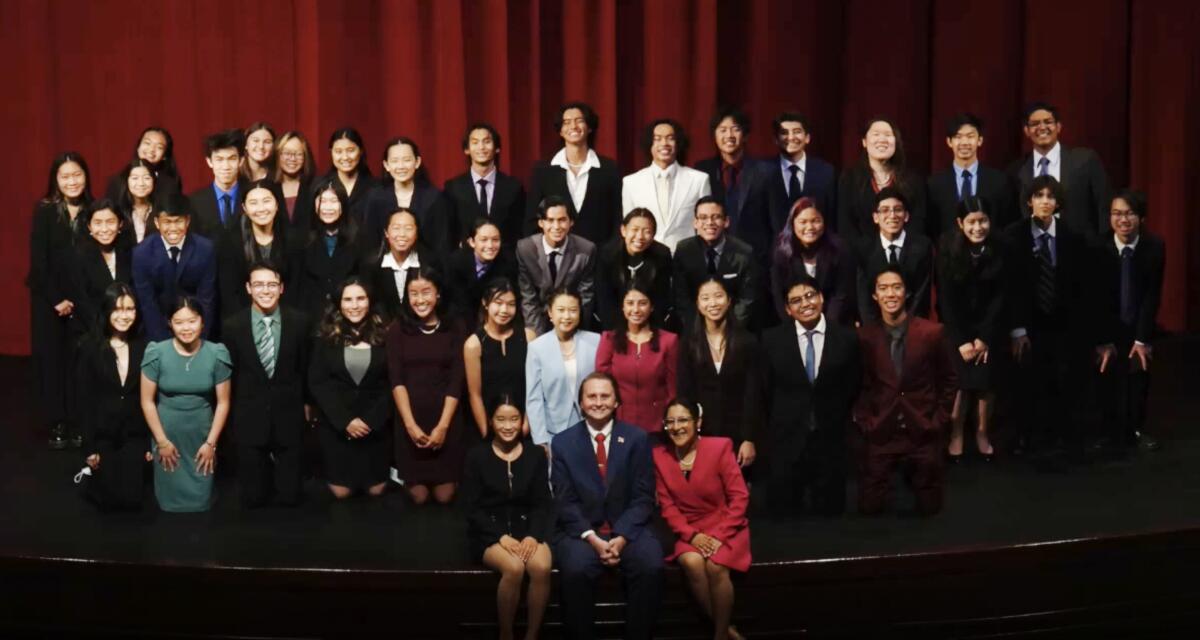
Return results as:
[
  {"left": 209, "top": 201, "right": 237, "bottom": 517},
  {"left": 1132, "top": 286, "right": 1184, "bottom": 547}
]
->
[
  {"left": 780, "top": 153, "right": 808, "bottom": 197},
  {"left": 880, "top": 229, "right": 907, "bottom": 259},
  {"left": 471, "top": 166, "right": 497, "bottom": 212},
  {"left": 1032, "top": 142, "right": 1062, "bottom": 181},
  {"left": 580, "top": 418, "right": 614, "bottom": 540},
  {"left": 551, "top": 148, "right": 601, "bottom": 213},
  {"left": 795, "top": 314, "right": 827, "bottom": 380},
  {"left": 381, "top": 251, "right": 421, "bottom": 302}
]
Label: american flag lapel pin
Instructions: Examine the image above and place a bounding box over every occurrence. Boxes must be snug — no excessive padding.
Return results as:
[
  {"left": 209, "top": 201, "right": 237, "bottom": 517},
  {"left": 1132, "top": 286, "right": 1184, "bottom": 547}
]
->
[{"left": 617, "top": 436, "right": 625, "bottom": 444}]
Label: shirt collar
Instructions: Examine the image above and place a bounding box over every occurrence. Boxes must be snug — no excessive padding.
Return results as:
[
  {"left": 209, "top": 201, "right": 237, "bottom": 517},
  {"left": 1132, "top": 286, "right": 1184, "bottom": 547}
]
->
[
  {"left": 651, "top": 162, "right": 678, "bottom": 180},
  {"left": 251, "top": 306, "right": 280, "bottom": 323},
  {"left": 1034, "top": 142, "right": 1062, "bottom": 169},
  {"left": 542, "top": 235, "right": 568, "bottom": 255},
  {"left": 707, "top": 236, "right": 728, "bottom": 254},
  {"left": 794, "top": 314, "right": 827, "bottom": 337},
  {"left": 880, "top": 229, "right": 907, "bottom": 250},
  {"left": 470, "top": 166, "right": 497, "bottom": 184},
  {"left": 550, "top": 148, "right": 601, "bottom": 171},
  {"left": 381, "top": 251, "right": 421, "bottom": 271},
  {"left": 1031, "top": 216, "right": 1058, "bottom": 239},
  {"left": 1115, "top": 233, "right": 1140, "bottom": 252},
  {"left": 780, "top": 153, "right": 807, "bottom": 173},
  {"left": 213, "top": 181, "right": 239, "bottom": 199},
  {"left": 162, "top": 235, "right": 186, "bottom": 252},
  {"left": 955, "top": 160, "right": 979, "bottom": 176},
  {"left": 586, "top": 419, "right": 614, "bottom": 441}
]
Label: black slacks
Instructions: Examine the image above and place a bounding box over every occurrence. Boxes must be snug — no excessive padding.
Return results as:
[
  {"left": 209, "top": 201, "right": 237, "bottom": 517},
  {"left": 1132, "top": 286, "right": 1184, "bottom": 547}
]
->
[
  {"left": 767, "top": 426, "right": 847, "bottom": 516},
  {"left": 237, "top": 438, "right": 303, "bottom": 507}
]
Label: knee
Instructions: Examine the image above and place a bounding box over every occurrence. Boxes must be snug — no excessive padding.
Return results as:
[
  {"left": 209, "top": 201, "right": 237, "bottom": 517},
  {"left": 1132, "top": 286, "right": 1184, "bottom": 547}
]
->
[
  {"left": 527, "top": 554, "right": 552, "bottom": 580},
  {"left": 407, "top": 486, "right": 429, "bottom": 504},
  {"left": 499, "top": 561, "right": 526, "bottom": 583},
  {"left": 704, "top": 559, "right": 729, "bottom": 581},
  {"left": 678, "top": 553, "right": 705, "bottom": 576},
  {"left": 328, "top": 484, "right": 352, "bottom": 500}
]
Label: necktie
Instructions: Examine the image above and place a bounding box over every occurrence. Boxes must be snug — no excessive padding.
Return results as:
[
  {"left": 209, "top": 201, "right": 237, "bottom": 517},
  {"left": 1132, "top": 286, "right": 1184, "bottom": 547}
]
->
[
  {"left": 1120, "top": 247, "right": 1136, "bottom": 325},
  {"left": 721, "top": 164, "right": 738, "bottom": 192},
  {"left": 655, "top": 172, "right": 671, "bottom": 217},
  {"left": 890, "top": 332, "right": 904, "bottom": 379},
  {"left": 1038, "top": 157, "right": 1050, "bottom": 177},
  {"left": 594, "top": 433, "right": 607, "bottom": 481},
  {"left": 220, "top": 194, "right": 233, "bottom": 226},
  {"left": 168, "top": 246, "right": 181, "bottom": 263},
  {"left": 257, "top": 317, "right": 276, "bottom": 378},
  {"left": 477, "top": 178, "right": 489, "bottom": 218},
  {"left": 960, "top": 169, "right": 973, "bottom": 199},
  {"left": 548, "top": 250, "right": 560, "bottom": 284},
  {"left": 804, "top": 330, "right": 817, "bottom": 383},
  {"left": 1035, "top": 234, "right": 1056, "bottom": 316},
  {"left": 706, "top": 248, "right": 719, "bottom": 275},
  {"left": 887, "top": 244, "right": 899, "bottom": 266},
  {"left": 788, "top": 165, "right": 803, "bottom": 200}
]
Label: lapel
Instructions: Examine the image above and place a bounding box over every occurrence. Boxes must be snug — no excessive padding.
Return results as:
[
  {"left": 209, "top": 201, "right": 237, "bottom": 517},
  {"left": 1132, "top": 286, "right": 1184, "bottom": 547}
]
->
[
  {"left": 241, "top": 312, "right": 269, "bottom": 380},
  {"left": 175, "top": 238, "right": 196, "bottom": 283},
  {"left": 814, "top": 325, "right": 839, "bottom": 389},
  {"left": 604, "top": 423, "right": 628, "bottom": 491},
  {"left": 492, "top": 173, "right": 515, "bottom": 213},
  {"left": 780, "top": 323, "right": 814, "bottom": 391}
]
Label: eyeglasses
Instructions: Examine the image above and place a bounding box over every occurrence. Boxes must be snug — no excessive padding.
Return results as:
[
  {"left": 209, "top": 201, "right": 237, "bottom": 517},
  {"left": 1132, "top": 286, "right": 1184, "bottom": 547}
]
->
[
  {"left": 787, "top": 291, "right": 820, "bottom": 306},
  {"left": 249, "top": 282, "right": 282, "bottom": 291},
  {"left": 1110, "top": 210, "right": 1139, "bottom": 219},
  {"left": 663, "top": 417, "right": 693, "bottom": 427},
  {"left": 1026, "top": 117, "right": 1057, "bottom": 128},
  {"left": 695, "top": 214, "right": 726, "bottom": 223},
  {"left": 876, "top": 206, "right": 906, "bottom": 215}
]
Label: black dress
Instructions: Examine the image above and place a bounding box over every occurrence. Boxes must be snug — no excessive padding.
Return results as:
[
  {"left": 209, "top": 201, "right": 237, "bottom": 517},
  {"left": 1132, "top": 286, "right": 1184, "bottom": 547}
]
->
[
  {"left": 936, "top": 237, "right": 1007, "bottom": 391},
  {"left": 477, "top": 327, "right": 527, "bottom": 409},
  {"left": 76, "top": 337, "right": 149, "bottom": 510},
  {"left": 28, "top": 201, "right": 81, "bottom": 428},
  {"left": 460, "top": 439, "right": 554, "bottom": 561}
]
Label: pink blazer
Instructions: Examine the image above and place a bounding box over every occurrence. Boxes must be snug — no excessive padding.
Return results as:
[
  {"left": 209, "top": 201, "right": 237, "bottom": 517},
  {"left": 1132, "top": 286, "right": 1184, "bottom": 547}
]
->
[{"left": 596, "top": 329, "right": 677, "bottom": 433}]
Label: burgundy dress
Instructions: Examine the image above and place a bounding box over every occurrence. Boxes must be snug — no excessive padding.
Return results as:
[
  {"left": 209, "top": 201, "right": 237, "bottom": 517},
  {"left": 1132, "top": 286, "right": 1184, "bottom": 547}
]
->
[
  {"left": 595, "top": 329, "right": 678, "bottom": 433},
  {"left": 386, "top": 320, "right": 467, "bottom": 484}
]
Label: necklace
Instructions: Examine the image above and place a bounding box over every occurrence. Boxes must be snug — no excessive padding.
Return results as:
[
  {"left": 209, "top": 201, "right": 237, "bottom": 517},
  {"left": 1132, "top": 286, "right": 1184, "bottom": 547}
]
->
[
  {"left": 559, "top": 338, "right": 576, "bottom": 359},
  {"left": 706, "top": 333, "right": 726, "bottom": 359},
  {"left": 419, "top": 320, "right": 441, "bottom": 335},
  {"left": 676, "top": 443, "right": 698, "bottom": 470}
]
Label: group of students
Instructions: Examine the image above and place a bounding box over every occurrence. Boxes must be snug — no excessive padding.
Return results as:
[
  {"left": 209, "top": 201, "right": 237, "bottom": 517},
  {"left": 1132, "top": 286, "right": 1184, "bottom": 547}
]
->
[{"left": 27, "top": 98, "right": 1165, "bottom": 640}]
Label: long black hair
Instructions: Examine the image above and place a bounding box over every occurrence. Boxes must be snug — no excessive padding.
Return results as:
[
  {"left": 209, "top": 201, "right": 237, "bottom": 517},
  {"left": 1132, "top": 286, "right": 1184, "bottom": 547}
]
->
[
  {"left": 307, "top": 175, "right": 358, "bottom": 247},
  {"left": 98, "top": 282, "right": 139, "bottom": 340},
  {"left": 399, "top": 266, "right": 448, "bottom": 331},
  {"left": 942, "top": 195, "right": 998, "bottom": 284},
  {"left": 478, "top": 277, "right": 522, "bottom": 330},
  {"left": 237, "top": 179, "right": 289, "bottom": 265},
  {"left": 326, "top": 127, "right": 372, "bottom": 179},
  {"left": 130, "top": 126, "right": 180, "bottom": 184},
  {"left": 41, "top": 151, "right": 94, "bottom": 231},
  {"left": 611, "top": 280, "right": 660, "bottom": 355},
  {"left": 686, "top": 276, "right": 737, "bottom": 366}
]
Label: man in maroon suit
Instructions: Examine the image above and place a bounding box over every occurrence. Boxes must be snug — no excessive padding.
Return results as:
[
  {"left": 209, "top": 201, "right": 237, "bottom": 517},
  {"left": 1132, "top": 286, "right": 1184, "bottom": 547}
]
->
[{"left": 854, "top": 267, "right": 957, "bottom": 515}]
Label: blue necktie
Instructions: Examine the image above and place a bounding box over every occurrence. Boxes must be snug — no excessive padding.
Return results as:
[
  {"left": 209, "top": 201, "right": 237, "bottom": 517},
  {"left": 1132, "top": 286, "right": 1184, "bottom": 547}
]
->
[
  {"left": 804, "top": 330, "right": 816, "bottom": 383},
  {"left": 1037, "top": 157, "right": 1050, "bottom": 177},
  {"left": 220, "top": 194, "right": 232, "bottom": 226},
  {"left": 960, "top": 169, "right": 973, "bottom": 199}
]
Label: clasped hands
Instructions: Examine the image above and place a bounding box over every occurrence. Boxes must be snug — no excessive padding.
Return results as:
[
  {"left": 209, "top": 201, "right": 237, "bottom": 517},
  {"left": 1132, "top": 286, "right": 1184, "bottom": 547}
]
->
[
  {"left": 155, "top": 440, "right": 216, "bottom": 475},
  {"left": 405, "top": 420, "right": 448, "bottom": 450},
  {"left": 588, "top": 533, "right": 628, "bottom": 566},
  {"left": 500, "top": 534, "right": 540, "bottom": 563},
  {"left": 690, "top": 532, "right": 723, "bottom": 558}
]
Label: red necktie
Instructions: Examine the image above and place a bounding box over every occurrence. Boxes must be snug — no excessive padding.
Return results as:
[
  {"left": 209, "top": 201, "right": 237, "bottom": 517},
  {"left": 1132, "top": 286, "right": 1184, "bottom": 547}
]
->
[{"left": 594, "top": 433, "right": 607, "bottom": 481}]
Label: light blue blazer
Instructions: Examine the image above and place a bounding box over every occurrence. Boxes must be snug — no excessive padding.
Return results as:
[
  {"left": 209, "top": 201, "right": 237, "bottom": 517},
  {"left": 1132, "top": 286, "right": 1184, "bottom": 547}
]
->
[{"left": 526, "top": 330, "right": 600, "bottom": 445}]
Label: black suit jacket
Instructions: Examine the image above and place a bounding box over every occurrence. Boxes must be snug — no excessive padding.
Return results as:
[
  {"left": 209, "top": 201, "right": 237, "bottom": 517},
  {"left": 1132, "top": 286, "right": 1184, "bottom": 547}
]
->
[
  {"left": 307, "top": 340, "right": 393, "bottom": 437},
  {"left": 1094, "top": 233, "right": 1165, "bottom": 345},
  {"left": 693, "top": 156, "right": 773, "bottom": 237},
  {"left": 363, "top": 180, "right": 454, "bottom": 259},
  {"left": 770, "top": 236, "right": 858, "bottom": 326},
  {"left": 1002, "top": 219, "right": 1098, "bottom": 344},
  {"left": 294, "top": 236, "right": 362, "bottom": 321},
  {"left": 1008, "top": 145, "right": 1110, "bottom": 239},
  {"left": 444, "top": 171, "right": 526, "bottom": 249},
  {"left": 445, "top": 246, "right": 519, "bottom": 325},
  {"left": 188, "top": 179, "right": 251, "bottom": 239},
  {"left": 595, "top": 239, "right": 673, "bottom": 328},
  {"left": 362, "top": 246, "right": 445, "bottom": 323},
  {"left": 69, "top": 239, "right": 133, "bottom": 336},
  {"left": 525, "top": 156, "right": 622, "bottom": 247},
  {"left": 927, "top": 164, "right": 1017, "bottom": 235},
  {"left": 743, "top": 154, "right": 838, "bottom": 256},
  {"left": 854, "top": 232, "right": 933, "bottom": 323},
  {"left": 215, "top": 226, "right": 302, "bottom": 315},
  {"left": 672, "top": 235, "right": 759, "bottom": 330},
  {"left": 677, "top": 328, "right": 765, "bottom": 445},
  {"left": 75, "top": 336, "right": 148, "bottom": 452},
  {"left": 762, "top": 319, "right": 862, "bottom": 459},
  {"left": 223, "top": 307, "right": 312, "bottom": 447},
  {"left": 934, "top": 236, "right": 1008, "bottom": 348},
  {"left": 836, "top": 166, "right": 929, "bottom": 243},
  {"left": 282, "top": 175, "right": 317, "bottom": 233}
]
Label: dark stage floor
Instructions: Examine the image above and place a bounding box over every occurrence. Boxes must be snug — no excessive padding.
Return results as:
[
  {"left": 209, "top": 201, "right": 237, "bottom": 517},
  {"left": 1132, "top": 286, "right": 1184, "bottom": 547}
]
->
[{"left": 2, "top": 336, "right": 1199, "bottom": 573}]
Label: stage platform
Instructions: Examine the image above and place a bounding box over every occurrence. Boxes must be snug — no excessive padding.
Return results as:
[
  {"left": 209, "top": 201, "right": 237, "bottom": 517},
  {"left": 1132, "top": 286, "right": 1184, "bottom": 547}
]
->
[{"left": 2, "top": 336, "right": 1200, "bottom": 638}]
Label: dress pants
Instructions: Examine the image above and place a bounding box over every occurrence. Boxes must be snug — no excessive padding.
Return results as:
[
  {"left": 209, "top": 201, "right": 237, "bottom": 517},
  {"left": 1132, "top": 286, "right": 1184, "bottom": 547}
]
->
[
  {"left": 767, "top": 425, "right": 847, "bottom": 516},
  {"left": 1099, "top": 334, "right": 1151, "bottom": 446},
  {"left": 31, "top": 300, "right": 75, "bottom": 428},
  {"left": 1014, "top": 325, "right": 1088, "bottom": 455},
  {"left": 238, "top": 437, "right": 303, "bottom": 507},
  {"left": 555, "top": 533, "right": 664, "bottom": 640},
  {"left": 858, "top": 428, "right": 944, "bottom": 516}
]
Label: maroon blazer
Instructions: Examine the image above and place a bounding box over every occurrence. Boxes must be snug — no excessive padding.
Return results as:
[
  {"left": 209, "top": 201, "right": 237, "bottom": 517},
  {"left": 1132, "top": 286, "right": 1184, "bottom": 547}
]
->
[
  {"left": 652, "top": 437, "right": 751, "bottom": 572},
  {"left": 853, "top": 317, "right": 957, "bottom": 443},
  {"left": 596, "top": 329, "right": 678, "bottom": 433}
]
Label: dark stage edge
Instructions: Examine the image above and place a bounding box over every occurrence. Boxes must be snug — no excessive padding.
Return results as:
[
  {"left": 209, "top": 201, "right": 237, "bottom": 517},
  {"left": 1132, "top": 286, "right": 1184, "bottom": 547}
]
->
[{"left": 2, "top": 337, "right": 1200, "bottom": 639}]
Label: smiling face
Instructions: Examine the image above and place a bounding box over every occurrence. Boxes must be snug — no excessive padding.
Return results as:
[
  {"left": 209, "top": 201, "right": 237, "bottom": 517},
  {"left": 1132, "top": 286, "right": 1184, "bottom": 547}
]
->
[
  {"left": 246, "top": 267, "right": 283, "bottom": 314},
  {"left": 650, "top": 123, "right": 677, "bottom": 167},
  {"left": 792, "top": 207, "right": 825, "bottom": 247},
  {"left": 207, "top": 147, "right": 240, "bottom": 189},
  {"left": 386, "top": 211, "right": 418, "bottom": 255},
  {"left": 713, "top": 116, "right": 744, "bottom": 157},
  {"left": 88, "top": 208, "right": 122, "bottom": 247},
  {"left": 137, "top": 131, "right": 167, "bottom": 165},
  {"left": 383, "top": 142, "right": 420, "bottom": 186},
  {"left": 947, "top": 124, "right": 983, "bottom": 164},
  {"left": 246, "top": 129, "right": 274, "bottom": 164},
  {"left": 1028, "top": 187, "right": 1058, "bottom": 224},
  {"left": 547, "top": 293, "right": 581, "bottom": 335},
  {"left": 1023, "top": 108, "right": 1061, "bottom": 152},
  {"left": 485, "top": 290, "right": 517, "bottom": 328},
  {"left": 785, "top": 283, "right": 823, "bottom": 326},
  {"left": 539, "top": 205, "right": 572, "bottom": 246},
  {"left": 466, "top": 127, "right": 497, "bottom": 168},
  {"left": 406, "top": 277, "right": 439, "bottom": 322},
  {"left": 331, "top": 138, "right": 361, "bottom": 175},
  {"left": 621, "top": 215, "right": 655, "bottom": 255},
  {"left": 663, "top": 403, "right": 700, "bottom": 451},
  {"left": 57, "top": 161, "right": 86, "bottom": 200},
  {"left": 468, "top": 223, "right": 501, "bottom": 262},
  {"left": 693, "top": 201, "right": 729, "bottom": 244},
  {"left": 1110, "top": 197, "right": 1141, "bottom": 243},
  {"left": 278, "top": 137, "right": 306, "bottom": 177},
  {"left": 873, "top": 197, "right": 909, "bottom": 237},
  {"left": 873, "top": 271, "right": 906, "bottom": 317},
  {"left": 622, "top": 289, "right": 653, "bottom": 329},
  {"left": 490, "top": 403, "right": 523, "bottom": 444},
  {"left": 957, "top": 211, "right": 991, "bottom": 244},
  {"left": 339, "top": 284, "right": 369, "bottom": 324},
  {"left": 127, "top": 165, "right": 154, "bottom": 199},
  {"left": 776, "top": 120, "right": 810, "bottom": 159},
  {"left": 156, "top": 212, "right": 190, "bottom": 245},
  {"left": 560, "top": 108, "right": 590, "bottom": 146},
  {"left": 696, "top": 280, "right": 730, "bottom": 324},
  {"left": 169, "top": 305, "right": 203, "bottom": 346},
  {"left": 109, "top": 294, "right": 137, "bottom": 335},
  {"left": 244, "top": 186, "right": 278, "bottom": 229},
  {"left": 580, "top": 377, "right": 618, "bottom": 425},
  {"left": 316, "top": 187, "right": 342, "bottom": 226},
  {"left": 862, "top": 120, "right": 897, "bottom": 163}
]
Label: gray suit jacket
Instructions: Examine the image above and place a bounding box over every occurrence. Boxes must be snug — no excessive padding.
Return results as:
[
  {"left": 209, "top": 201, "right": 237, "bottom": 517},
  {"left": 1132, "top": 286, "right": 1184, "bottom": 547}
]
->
[{"left": 516, "top": 233, "right": 597, "bottom": 334}]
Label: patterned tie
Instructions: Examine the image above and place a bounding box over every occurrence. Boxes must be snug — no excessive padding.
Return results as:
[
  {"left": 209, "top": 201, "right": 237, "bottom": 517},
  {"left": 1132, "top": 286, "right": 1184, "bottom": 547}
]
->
[
  {"left": 1035, "top": 234, "right": 1056, "bottom": 316},
  {"left": 804, "top": 330, "right": 817, "bottom": 383},
  {"left": 1120, "top": 247, "right": 1136, "bottom": 325},
  {"left": 257, "top": 317, "right": 276, "bottom": 378},
  {"left": 1038, "top": 157, "right": 1050, "bottom": 177},
  {"left": 594, "top": 433, "right": 607, "bottom": 481},
  {"left": 960, "top": 169, "right": 973, "bottom": 199},
  {"left": 477, "top": 178, "right": 489, "bottom": 218}
]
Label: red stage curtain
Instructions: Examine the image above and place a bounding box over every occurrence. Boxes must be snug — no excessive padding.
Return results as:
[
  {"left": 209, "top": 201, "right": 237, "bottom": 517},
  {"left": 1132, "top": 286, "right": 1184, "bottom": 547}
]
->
[{"left": 1, "top": 0, "right": 1195, "bottom": 354}]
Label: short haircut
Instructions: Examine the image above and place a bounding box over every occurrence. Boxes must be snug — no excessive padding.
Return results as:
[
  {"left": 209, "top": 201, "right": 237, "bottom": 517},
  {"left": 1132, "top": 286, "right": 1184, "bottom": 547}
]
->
[
  {"left": 1022, "top": 101, "right": 1060, "bottom": 124},
  {"left": 462, "top": 122, "right": 502, "bottom": 151},
  {"left": 945, "top": 112, "right": 984, "bottom": 138},
  {"left": 693, "top": 195, "right": 725, "bottom": 217},
  {"left": 640, "top": 118, "right": 690, "bottom": 165},
  {"left": 538, "top": 195, "right": 574, "bottom": 220},
  {"left": 1023, "top": 175, "right": 1065, "bottom": 212},
  {"left": 577, "top": 370, "right": 621, "bottom": 406},
  {"left": 872, "top": 265, "right": 908, "bottom": 290},
  {"left": 1111, "top": 188, "right": 1148, "bottom": 219},
  {"left": 555, "top": 101, "right": 599, "bottom": 147},
  {"left": 874, "top": 186, "right": 910, "bottom": 212},
  {"left": 159, "top": 194, "right": 191, "bottom": 217},
  {"left": 709, "top": 106, "right": 750, "bottom": 135},
  {"left": 772, "top": 111, "right": 810, "bottom": 135},
  {"left": 205, "top": 129, "right": 245, "bottom": 157},
  {"left": 783, "top": 272, "right": 821, "bottom": 300},
  {"left": 246, "top": 259, "right": 282, "bottom": 281}
]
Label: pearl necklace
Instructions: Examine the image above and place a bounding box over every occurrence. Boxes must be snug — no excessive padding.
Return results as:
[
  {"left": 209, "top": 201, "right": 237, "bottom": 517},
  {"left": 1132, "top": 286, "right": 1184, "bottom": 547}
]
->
[{"left": 419, "top": 320, "right": 441, "bottom": 335}]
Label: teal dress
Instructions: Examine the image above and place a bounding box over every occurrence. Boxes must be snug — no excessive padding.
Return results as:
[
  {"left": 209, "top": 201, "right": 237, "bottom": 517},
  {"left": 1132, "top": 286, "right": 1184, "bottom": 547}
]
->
[{"left": 141, "top": 340, "right": 232, "bottom": 512}]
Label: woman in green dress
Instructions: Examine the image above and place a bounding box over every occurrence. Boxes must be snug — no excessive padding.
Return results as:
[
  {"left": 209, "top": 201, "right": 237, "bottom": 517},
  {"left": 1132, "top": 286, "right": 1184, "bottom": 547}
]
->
[{"left": 140, "top": 296, "right": 232, "bottom": 512}]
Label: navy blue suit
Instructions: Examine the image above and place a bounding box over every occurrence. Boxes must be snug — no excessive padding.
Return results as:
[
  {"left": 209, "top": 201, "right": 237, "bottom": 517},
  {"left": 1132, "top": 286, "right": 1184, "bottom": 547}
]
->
[
  {"left": 552, "top": 420, "right": 662, "bottom": 640},
  {"left": 743, "top": 154, "right": 838, "bottom": 257},
  {"left": 693, "top": 155, "right": 772, "bottom": 240},
  {"left": 131, "top": 234, "right": 217, "bottom": 341}
]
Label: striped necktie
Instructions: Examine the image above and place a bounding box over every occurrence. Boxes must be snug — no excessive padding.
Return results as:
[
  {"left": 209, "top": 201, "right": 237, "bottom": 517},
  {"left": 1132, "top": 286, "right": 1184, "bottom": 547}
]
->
[{"left": 257, "top": 317, "right": 276, "bottom": 378}]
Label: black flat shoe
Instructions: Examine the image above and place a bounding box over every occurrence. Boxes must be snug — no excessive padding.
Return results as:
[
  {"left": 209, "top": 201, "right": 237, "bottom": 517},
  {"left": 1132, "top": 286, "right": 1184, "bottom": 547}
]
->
[{"left": 946, "top": 451, "right": 963, "bottom": 464}]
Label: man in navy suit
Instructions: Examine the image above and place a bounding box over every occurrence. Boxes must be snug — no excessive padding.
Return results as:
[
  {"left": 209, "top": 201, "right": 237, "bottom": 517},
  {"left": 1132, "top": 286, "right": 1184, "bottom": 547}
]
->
[
  {"left": 553, "top": 371, "right": 662, "bottom": 640},
  {"left": 692, "top": 106, "right": 770, "bottom": 240},
  {"left": 132, "top": 194, "right": 217, "bottom": 340}
]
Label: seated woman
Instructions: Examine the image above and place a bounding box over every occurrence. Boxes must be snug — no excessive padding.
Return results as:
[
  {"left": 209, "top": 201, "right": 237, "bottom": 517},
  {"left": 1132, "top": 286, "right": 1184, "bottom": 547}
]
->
[
  {"left": 596, "top": 282, "right": 678, "bottom": 434},
  {"left": 769, "top": 197, "right": 857, "bottom": 326},
  {"left": 525, "top": 287, "right": 600, "bottom": 448},
  {"left": 595, "top": 208, "right": 673, "bottom": 329},
  {"left": 464, "top": 279, "right": 527, "bottom": 440},
  {"left": 308, "top": 277, "right": 392, "bottom": 499},
  {"left": 653, "top": 398, "right": 751, "bottom": 640},
  {"left": 77, "top": 283, "right": 149, "bottom": 511},
  {"left": 140, "top": 296, "right": 232, "bottom": 513},
  {"left": 460, "top": 394, "right": 553, "bottom": 640}
]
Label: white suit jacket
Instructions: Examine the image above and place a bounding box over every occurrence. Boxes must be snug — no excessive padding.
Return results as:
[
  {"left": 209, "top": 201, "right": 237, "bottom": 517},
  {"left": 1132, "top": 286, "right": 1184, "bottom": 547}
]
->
[{"left": 621, "top": 163, "right": 711, "bottom": 253}]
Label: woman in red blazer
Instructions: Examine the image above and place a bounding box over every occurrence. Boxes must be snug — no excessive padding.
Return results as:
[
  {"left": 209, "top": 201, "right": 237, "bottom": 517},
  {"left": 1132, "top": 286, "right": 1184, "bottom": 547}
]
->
[
  {"left": 595, "top": 282, "right": 677, "bottom": 433},
  {"left": 653, "top": 398, "right": 751, "bottom": 640}
]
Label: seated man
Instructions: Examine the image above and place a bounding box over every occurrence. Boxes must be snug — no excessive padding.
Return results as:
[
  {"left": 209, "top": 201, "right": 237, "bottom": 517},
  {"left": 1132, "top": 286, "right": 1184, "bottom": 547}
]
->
[
  {"left": 132, "top": 194, "right": 217, "bottom": 341},
  {"left": 553, "top": 372, "right": 662, "bottom": 640},
  {"left": 517, "top": 195, "right": 597, "bottom": 337},
  {"left": 854, "top": 268, "right": 956, "bottom": 515}
]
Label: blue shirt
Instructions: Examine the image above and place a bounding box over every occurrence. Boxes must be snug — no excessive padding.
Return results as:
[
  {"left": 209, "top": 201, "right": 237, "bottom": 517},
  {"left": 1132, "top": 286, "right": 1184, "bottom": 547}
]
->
[
  {"left": 213, "top": 182, "right": 240, "bottom": 225},
  {"left": 954, "top": 161, "right": 979, "bottom": 199}
]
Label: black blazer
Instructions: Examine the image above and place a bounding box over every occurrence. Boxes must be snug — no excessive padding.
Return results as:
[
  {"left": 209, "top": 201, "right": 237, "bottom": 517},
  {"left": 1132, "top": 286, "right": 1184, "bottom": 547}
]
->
[
  {"left": 1002, "top": 219, "right": 1098, "bottom": 344},
  {"left": 69, "top": 239, "right": 133, "bottom": 336},
  {"left": 595, "top": 239, "right": 673, "bottom": 329},
  {"left": 444, "top": 171, "right": 526, "bottom": 250},
  {"left": 836, "top": 165, "right": 929, "bottom": 244},
  {"left": 935, "top": 236, "right": 1008, "bottom": 348},
  {"left": 1093, "top": 233, "right": 1166, "bottom": 344},
  {"left": 223, "top": 307, "right": 311, "bottom": 447},
  {"left": 281, "top": 175, "right": 317, "bottom": 233},
  {"left": 744, "top": 154, "right": 838, "bottom": 256},
  {"left": 363, "top": 180, "right": 453, "bottom": 259},
  {"left": 672, "top": 235, "right": 759, "bottom": 330},
  {"left": 460, "top": 439, "right": 554, "bottom": 555},
  {"left": 677, "top": 328, "right": 765, "bottom": 446},
  {"left": 215, "top": 225, "right": 302, "bottom": 315},
  {"left": 307, "top": 340, "right": 393, "bottom": 437},
  {"left": 445, "top": 246, "right": 519, "bottom": 325},
  {"left": 762, "top": 319, "right": 862, "bottom": 459},
  {"left": 294, "top": 235, "right": 362, "bottom": 322},
  {"left": 1008, "top": 145, "right": 1111, "bottom": 239},
  {"left": 188, "top": 179, "right": 251, "bottom": 239},
  {"left": 323, "top": 170, "right": 376, "bottom": 226},
  {"left": 692, "top": 156, "right": 773, "bottom": 237},
  {"left": 770, "top": 235, "right": 858, "bottom": 326},
  {"left": 525, "top": 155, "right": 623, "bottom": 247},
  {"left": 362, "top": 246, "right": 445, "bottom": 323},
  {"left": 75, "top": 336, "right": 148, "bottom": 452},
  {"left": 927, "top": 164, "right": 1017, "bottom": 235},
  {"left": 27, "top": 201, "right": 78, "bottom": 307},
  {"left": 854, "top": 232, "right": 933, "bottom": 323}
]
